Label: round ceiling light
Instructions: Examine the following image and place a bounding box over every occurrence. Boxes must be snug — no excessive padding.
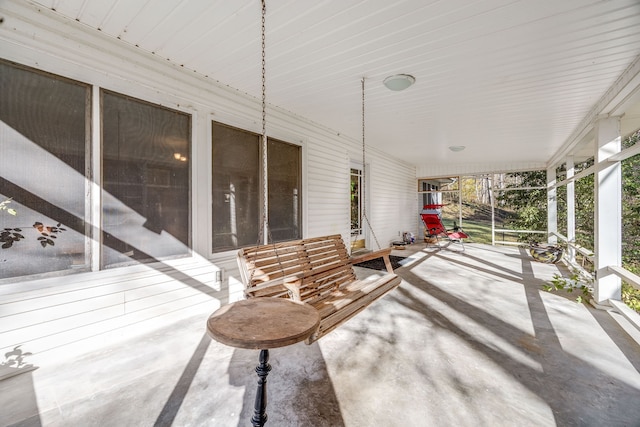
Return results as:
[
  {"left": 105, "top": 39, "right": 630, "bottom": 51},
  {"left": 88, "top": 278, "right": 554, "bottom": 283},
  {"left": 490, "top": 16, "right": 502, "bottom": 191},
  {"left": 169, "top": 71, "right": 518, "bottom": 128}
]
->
[
  {"left": 449, "top": 145, "right": 466, "bottom": 152},
  {"left": 383, "top": 74, "right": 416, "bottom": 91}
]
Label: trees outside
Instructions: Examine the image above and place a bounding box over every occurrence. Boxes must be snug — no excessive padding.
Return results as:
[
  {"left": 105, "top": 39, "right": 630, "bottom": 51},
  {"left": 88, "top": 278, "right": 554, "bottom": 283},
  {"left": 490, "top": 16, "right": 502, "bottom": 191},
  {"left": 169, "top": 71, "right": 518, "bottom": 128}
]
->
[
  {"left": 490, "top": 130, "right": 639, "bottom": 311},
  {"left": 421, "top": 130, "right": 638, "bottom": 309},
  {"left": 496, "top": 170, "right": 547, "bottom": 242},
  {"left": 622, "top": 130, "right": 640, "bottom": 275}
]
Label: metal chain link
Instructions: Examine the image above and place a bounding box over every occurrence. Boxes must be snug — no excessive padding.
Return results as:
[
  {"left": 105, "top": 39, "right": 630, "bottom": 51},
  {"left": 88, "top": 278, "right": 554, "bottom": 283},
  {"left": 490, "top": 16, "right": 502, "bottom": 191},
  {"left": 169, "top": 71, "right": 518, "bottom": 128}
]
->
[
  {"left": 361, "top": 78, "right": 366, "bottom": 220},
  {"left": 361, "top": 77, "right": 381, "bottom": 250},
  {"left": 259, "top": 0, "right": 269, "bottom": 246}
]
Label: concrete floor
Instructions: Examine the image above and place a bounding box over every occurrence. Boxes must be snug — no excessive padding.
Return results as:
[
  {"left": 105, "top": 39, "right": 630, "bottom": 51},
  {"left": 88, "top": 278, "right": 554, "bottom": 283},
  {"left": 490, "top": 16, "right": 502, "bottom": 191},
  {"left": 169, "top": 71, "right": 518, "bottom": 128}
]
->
[{"left": 2, "top": 243, "right": 640, "bottom": 427}]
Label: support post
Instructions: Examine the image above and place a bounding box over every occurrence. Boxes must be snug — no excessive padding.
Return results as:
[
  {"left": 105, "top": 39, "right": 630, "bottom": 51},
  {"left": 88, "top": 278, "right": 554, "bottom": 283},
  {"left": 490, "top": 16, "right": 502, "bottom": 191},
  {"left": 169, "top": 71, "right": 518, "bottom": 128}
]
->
[
  {"left": 458, "top": 175, "right": 463, "bottom": 228},
  {"left": 490, "top": 178, "right": 495, "bottom": 246},
  {"left": 547, "top": 167, "right": 557, "bottom": 245},
  {"left": 566, "top": 156, "right": 576, "bottom": 264},
  {"left": 594, "top": 116, "right": 622, "bottom": 303}
]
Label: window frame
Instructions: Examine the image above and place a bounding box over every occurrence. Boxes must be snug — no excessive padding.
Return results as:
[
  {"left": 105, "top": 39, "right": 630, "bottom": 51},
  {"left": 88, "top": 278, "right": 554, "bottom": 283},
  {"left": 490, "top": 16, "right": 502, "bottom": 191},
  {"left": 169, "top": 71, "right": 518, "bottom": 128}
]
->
[
  {"left": 100, "top": 89, "right": 193, "bottom": 269},
  {"left": 210, "top": 120, "right": 303, "bottom": 254},
  {"left": 0, "top": 59, "right": 92, "bottom": 281}
]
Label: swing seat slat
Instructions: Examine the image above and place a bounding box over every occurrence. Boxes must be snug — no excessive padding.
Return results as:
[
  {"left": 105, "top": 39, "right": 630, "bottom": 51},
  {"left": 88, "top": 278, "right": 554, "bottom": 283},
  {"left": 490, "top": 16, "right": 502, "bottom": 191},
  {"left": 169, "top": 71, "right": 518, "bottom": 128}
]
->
[{"left": 237, "top": 234, "right": 401, "bottom": 344}]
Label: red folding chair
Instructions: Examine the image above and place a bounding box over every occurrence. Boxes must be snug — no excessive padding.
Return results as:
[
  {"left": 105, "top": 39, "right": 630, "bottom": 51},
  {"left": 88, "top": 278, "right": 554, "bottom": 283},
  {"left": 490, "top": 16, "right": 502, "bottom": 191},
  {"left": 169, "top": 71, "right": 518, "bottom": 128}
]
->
[{"left": 420, "top": 204, "right": 468, "bottom": 250}]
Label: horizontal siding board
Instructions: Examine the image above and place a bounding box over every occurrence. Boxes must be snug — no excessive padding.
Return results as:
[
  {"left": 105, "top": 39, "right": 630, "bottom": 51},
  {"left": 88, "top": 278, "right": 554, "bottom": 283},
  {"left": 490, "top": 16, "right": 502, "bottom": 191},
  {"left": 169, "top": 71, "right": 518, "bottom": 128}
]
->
[
  {"left": 0, "top": 264, "right": 220, "bottom": 316},
  {"left": 0, "top": 294, "right": 125, "bottom": 332},
  {"left": 123, "top": 279, "right": 212, "bottom": 303},
  {"left": 124, "top": 283, "right": 219, "bottom": 313},
  {"left": 0, "top": 284, "right": 128, "bottom": 317},
  {"left": 0, "top": 257, "right": 224, "bottom": 299},
  {"left": 0, "top": 257, "right": 229, "bottom": 355},
  {"left": 0, "top": 1, "right": 417, "bottom": 357},
  {"left": 0, "top": 305, "right": 124, "bottom": 350},
  {"left": 1, "top": 295, "right": 220, "bottom": 356}
]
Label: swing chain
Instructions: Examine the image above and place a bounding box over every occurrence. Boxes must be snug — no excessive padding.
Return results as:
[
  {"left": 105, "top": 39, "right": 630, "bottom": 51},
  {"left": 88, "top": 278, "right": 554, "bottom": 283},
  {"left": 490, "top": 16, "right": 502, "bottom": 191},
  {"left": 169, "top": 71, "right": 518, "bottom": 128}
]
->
[
  {"left": 258, "top": 0, "right": 269, "bottom": 247},
  {"left": 249, "top": 0, "right": 269, "bottom": 287},
  {"left": 361, "top": 78, "right": 366, "bottom": 220},
  {"left": 249, "top": 0, "right": 287, "bottom": 290},
  {"left": 361, "top": 77, "right": 381, "bottom": 250},
  {"left": 261, "top": 0, "right": 266, "bottom": 140}
]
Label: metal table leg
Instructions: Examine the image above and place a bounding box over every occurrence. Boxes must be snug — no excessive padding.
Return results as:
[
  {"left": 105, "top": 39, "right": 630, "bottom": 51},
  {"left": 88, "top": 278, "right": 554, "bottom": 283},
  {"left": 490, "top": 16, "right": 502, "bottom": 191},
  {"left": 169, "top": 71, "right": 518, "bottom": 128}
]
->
[{"left": 251, "top": 349, "right": 271, "bottom": 427}]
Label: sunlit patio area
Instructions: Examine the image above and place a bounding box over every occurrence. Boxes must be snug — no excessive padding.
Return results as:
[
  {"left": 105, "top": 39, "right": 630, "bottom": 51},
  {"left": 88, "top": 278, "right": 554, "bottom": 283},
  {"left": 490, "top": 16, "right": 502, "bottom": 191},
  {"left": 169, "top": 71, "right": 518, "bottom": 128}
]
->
[
  {"left": 3, "top": 243, "right": 639, "bottom": 427},
  {"left": 2, "top": 1, "right": 640, "bottom": 426}
]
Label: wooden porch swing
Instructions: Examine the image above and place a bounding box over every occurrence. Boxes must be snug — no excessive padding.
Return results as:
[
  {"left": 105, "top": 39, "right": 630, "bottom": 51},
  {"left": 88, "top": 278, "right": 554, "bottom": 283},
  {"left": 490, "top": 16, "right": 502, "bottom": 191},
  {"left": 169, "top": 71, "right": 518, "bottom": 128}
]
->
[{"left": 236, "top": 8, "right": 400, "bottom": 344}]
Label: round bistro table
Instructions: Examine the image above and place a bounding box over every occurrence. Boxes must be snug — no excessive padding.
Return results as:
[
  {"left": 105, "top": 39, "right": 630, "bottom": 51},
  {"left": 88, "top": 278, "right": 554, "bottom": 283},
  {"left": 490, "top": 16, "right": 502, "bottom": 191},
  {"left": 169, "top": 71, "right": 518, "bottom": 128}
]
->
[{"left": 206, "top": 298, "right": 320, "bottom": 427}]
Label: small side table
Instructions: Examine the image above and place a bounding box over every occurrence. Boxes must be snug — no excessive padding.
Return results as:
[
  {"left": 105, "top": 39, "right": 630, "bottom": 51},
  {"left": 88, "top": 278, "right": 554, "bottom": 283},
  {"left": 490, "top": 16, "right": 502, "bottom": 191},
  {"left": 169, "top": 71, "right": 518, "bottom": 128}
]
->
[{"left": 207, "top": 298, "right": 320, "bottom": 427}]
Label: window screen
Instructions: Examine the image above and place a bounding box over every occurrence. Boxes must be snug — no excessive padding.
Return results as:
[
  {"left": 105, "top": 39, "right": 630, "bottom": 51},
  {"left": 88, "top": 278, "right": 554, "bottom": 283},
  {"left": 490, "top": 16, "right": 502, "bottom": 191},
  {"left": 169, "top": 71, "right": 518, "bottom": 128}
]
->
[
  {"left": 211, "top": 122, "right": 302, "bottom": 252},
  {"left": 0, "top": 60, "right": 89, "bottom": 279},
  {"left": 102, "top": 91, "right": 191, "bottom": 267},
  {"left": 211, "top": 122, "right": 260, "bottom": 252},
  {"left": 268, "top": 138, "right": 301, "bottom": 242}
]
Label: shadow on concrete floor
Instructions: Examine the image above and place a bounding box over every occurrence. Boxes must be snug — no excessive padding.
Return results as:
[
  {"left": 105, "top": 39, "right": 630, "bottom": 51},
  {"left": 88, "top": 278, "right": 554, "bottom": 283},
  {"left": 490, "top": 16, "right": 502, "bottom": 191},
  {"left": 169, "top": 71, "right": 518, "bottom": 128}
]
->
[{"left": 3, "top": 243, "right": 639, "bottom": 426}]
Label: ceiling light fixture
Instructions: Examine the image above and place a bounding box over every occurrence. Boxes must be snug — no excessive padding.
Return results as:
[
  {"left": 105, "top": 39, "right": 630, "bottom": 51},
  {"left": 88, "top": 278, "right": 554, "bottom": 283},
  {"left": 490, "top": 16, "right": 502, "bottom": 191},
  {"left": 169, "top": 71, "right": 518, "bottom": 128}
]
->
[
  {"left": 383, "top": 74, "right": 416, "bottom": 91},
  {"left": 449, "top": 145, "right": 466, "bottom": 152}
]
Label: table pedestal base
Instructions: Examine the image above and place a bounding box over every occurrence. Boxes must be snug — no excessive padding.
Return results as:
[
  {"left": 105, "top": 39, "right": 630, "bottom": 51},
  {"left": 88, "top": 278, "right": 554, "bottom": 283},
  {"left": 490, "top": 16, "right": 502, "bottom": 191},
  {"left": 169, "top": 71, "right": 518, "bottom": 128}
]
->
[
  {"left": 251, "top": 349, "right": 271, "bottom": 427},
  {"left": 206, "top": 299, "right": 319, "bottom": 426}
]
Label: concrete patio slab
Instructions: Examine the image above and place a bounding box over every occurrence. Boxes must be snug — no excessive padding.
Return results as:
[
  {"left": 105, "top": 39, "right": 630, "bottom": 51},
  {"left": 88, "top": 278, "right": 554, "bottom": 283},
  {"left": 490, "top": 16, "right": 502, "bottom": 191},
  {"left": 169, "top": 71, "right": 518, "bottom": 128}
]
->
[{"left": 2, "top": 243, "right": 639, "bottom": 426}]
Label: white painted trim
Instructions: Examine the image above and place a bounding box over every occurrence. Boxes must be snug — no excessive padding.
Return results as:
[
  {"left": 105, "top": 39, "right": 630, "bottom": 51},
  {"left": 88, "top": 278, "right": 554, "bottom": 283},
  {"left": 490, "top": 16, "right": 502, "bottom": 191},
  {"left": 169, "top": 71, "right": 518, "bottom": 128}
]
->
[
  {"left": 594, "top": 116, "right": 622, "bottom": 303},
  {"left": 416, "top": 162, "right": 547, "bottom": 178},
  {"left": 90, "top": 84, "right": 101, "bottom": 271},
  {"left": 607, "top": 141, "right": 640, "bottom": 162},
  {"left": 566, "top": 156, "right": 576, "bottom": 264},
  {"left": 608, "top": 299, "right": 640, "bottom": 335},
  {"left": 548, "top": 55, "right": 640, "bottom": 168},
  {"left": 547, "top": 167, "right": 558, "bottom": 245},
  {"left": 608, "top": 266, "right": 640, "bottom": 292},
  {"left": 0, "top": 0, "right": 417, "bottom": 356},
  {"left": 553, "top": 165, "right": 596, "bottom": 189}
]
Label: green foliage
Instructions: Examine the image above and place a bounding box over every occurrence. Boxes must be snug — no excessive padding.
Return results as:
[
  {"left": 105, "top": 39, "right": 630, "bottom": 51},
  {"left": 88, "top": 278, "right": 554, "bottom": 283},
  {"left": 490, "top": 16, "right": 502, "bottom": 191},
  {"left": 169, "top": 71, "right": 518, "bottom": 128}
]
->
[
  {"left": 622, "top": 283, "right": 640, "bottom": 313},
  {"left": 574, "top": 173, "right": 594, "bottom": 250},
  {"left": 622, "top": 130, "right": 640, "bottom": 276},
  {"left": 497, "top": 171, "right": 547, "bottom": 243},
  {"left": 543, "top": 270, "right": 593, "bottom": 303},
  {"left": 498, "top": 130, "right": 640, "bottom": 312}
]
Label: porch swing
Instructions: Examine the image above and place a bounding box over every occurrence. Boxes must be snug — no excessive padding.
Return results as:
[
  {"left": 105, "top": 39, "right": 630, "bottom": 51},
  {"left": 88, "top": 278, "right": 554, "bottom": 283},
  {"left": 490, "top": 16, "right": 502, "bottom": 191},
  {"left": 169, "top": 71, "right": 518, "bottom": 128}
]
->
[{"left": 236, "top": 2, "right": 400, "bottom": 344}]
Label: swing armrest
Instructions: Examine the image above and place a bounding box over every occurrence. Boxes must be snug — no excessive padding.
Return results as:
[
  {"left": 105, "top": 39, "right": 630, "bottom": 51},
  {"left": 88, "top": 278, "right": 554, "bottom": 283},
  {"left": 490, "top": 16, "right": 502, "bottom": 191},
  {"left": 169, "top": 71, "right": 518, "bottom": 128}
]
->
[
  {"left": 282, "top": 280, "right": 303, "bottom": 302},
  {"left": 350, "top": 247, "right": 395, "bottom": 273},
  {"left": 244, "top": 274, "right": 303, "bottom": 298}
]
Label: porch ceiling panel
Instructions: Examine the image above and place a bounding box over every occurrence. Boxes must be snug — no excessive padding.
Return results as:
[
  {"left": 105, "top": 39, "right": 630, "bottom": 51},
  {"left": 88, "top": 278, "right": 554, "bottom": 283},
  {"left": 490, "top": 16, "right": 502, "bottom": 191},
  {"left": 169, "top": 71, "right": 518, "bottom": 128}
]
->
[{"left": 30, "top": 0, "right": 640, "bottom": 170}]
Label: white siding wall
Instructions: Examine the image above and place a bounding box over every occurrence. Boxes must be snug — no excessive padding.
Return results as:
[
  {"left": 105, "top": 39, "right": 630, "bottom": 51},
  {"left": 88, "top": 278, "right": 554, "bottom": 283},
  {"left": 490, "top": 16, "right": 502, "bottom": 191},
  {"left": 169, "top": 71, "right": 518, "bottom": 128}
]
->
[
  {"left": 0, "top": 1, "right": 416, "bottom": 359},
  {"left": 366, "top": 148, "right": 420, "bottom": 244}
]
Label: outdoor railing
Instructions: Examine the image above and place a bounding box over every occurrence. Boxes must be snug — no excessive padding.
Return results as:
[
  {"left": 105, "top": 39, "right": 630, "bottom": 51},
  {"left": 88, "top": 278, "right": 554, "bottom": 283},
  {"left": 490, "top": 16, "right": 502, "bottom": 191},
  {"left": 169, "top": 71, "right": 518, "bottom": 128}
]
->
[
  {"left": 608, "top": 266, "right": 640, "bottom": 292},
  {"left": 548, "top": 232, "right": 595, "bottom": 281},
  {"left": 550, "top": 232, "right": 595, "bottom": 264},
  {"left": 551, "top": 233, "right": 639, "bottom": 330},
  {"left": 492, "top": 228, "right": 546, "bottom": 246},
  {"left": 491, "top": 229, "right": 638, "bottom": 294},
  {"left": 607, "top": 267, "right": 640, "bottom": 332}
]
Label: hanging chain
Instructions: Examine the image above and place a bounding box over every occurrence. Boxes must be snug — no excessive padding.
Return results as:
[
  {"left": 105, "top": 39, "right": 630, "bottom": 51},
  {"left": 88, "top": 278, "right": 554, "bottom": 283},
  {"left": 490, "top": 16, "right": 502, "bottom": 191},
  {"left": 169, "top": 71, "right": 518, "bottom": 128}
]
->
[
  {"left": 251, "top": 0, "right": 289, "bottom": 289},
  {"left": 258, "top": 0, "right": 269, "bottom": 246},
  {"left": 261, "top": 0, "right": 266, "bottom": 141},
  {"left": 361, "top": 77, "right": 381, "bottom": 250},
  {"left": 250, "top": 0, "right": 270, "bottom": 287},
  {"left": 361, "top": 78, "right": 366, "bottom": 220}
]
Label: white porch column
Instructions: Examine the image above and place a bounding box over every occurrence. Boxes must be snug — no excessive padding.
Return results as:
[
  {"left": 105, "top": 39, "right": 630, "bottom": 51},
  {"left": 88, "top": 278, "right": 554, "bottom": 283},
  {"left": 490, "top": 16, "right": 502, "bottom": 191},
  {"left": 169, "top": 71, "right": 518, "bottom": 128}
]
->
[
  {"left": 594, "top": 116, "right": 622, "bottom": 303},
  {"left": 547, "top": 166, "right": 557, "bottom": 245},
  {"left": 566, "top": 156, "right": 576, "bottom": 264}
]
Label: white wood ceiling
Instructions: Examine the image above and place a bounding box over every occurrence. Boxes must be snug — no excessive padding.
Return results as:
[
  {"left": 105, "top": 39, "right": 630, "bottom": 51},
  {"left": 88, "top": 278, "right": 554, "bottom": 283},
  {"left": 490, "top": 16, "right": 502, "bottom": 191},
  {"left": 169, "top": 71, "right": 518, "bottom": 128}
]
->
[{"left": 32, "top": 0, "right": 640, "bottom": 169}]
